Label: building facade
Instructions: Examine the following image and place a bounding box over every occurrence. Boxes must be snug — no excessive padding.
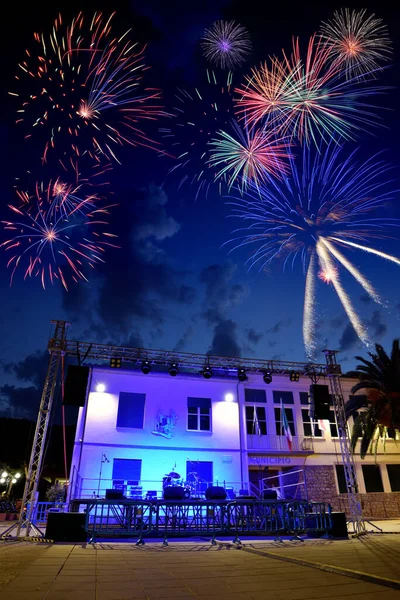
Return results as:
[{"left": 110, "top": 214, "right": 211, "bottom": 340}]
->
[{"left": 69, "top": 363, "right": 400, "bottom": 518}]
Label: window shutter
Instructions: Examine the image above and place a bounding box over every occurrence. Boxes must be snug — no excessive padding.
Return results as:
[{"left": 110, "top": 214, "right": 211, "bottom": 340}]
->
[{"left": 117, "top": 392, "right": 145, "bottom": 428}]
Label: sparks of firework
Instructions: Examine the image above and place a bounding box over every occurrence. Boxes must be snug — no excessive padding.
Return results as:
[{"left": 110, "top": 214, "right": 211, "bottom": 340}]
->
[
  {"left": 1, "top": 191, "right": 118, "bottom": 291},
  {"left": 226, "top": 143, "right": 399, "bottom": 357},
  {"left": 320, "top": 8, "right": 392, "bottom": 78},
  {"left": 235, "top": 35, "right": 386, "bottom": 146},
  {"left": 15, "top": 158, "right": 112, "bottom": 221},
  {"left": 10, "top": 12, "right": 165, "bottom": 162},
  {"left": 201, "top": 20, "right": 252, "bottom": 70},
  {"left": 208, "top": 120, "right": 291, "bottom": 192},
  {"left": 162, "top": 70, "right": 234, "bottom": 199}
]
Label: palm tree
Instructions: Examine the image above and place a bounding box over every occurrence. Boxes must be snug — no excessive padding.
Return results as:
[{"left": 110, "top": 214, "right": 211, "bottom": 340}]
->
[{"left": 345, "top": 339, "right": 400, "bottom": 458}]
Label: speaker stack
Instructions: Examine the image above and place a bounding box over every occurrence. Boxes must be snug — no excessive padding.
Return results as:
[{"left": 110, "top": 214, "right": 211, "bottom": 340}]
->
[
  {"left": 310, "top": 384, "right": 330, "bottom": 420},
  {"left": 45, "top": 512, "right": 87, "bottom": 542},
  {"left": 63, "top": 365, "right": 90, "bottom": 407},
  {"left": 163, "top": 486, "right": 185, "bottom": 500},
  {"left": 205, "top": 486, "right": 227, "bottom": 500}
]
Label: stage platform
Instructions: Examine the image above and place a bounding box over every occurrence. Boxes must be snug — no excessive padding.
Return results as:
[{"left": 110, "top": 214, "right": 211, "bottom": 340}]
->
[{"left": 68, "top": 497, "right": 332, "bottom": 541}]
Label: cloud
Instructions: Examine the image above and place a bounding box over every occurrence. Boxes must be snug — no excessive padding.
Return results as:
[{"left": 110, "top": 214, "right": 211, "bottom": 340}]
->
[
  {"left": 207, "top": 319, "right": 241, "bottom": 357},
  {"left": 200, "top": 263, "right": 249, "bottom": 358},
  {"left": 339, "top": 324, "right": 359, "bottom": 352},
  {"left": 4, "top": 350, "right": 48, "bottom": 389},
  {"left": 62, "top": 185, "right": 194, "bottom": 340},
  {"left": 0, "top": 384, "right": 40, "bottom": 419},
  {"left": 360, "top": 294, "right": 372, "bottom": 304},
  {"left": 267, "top": 318, "right": 292, "bottom": 334},
  {"left": 173, "top": 326, "right": 194, "bottom": 351},
  {"left": 330, "top": 315, "right": 346, "bottom": 329},
  {"left": 246, "top": 328, "right": 263, "bottom": 345},
  {"left": 367, "top": 310, "right": 387, "bottom": 340}
]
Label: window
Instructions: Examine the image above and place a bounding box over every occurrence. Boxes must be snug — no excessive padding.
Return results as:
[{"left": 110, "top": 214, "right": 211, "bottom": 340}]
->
[
  {"left": 187, "top": 397, "right": 211, "bottom": 431},
  {"left": 387, "top": 465, "right": 400, "bottom": 492},
  {"left": 245, "top": 406, "right": 267, "bottom": 435},
  {"left": 362, "top": 465, "right": 384, "bottom": 492},
  {"left": 335, "top": 465, "right": 358, "bottom": 494},
  {"left": 302, "top": 409, "right": 322, "bottom": 437},
  {"left": 300, "top": 392, "right": 309, "bottom": 406},
  {"left": 112, "top": 459, "right": 142, "bottom": 482},
  {"left": 329, "top": 410, "right": 338, "bottom": 437},
  {"left": 245, "top": 389, "right": 267, "bottom": 403},
  {"left": 274, "top": 407, "right": 296, "bottom": 436},
  {"left": 117, "top": 392, "right": 145, "bottom": 428},
  {"left": 186, "top": 460, "right": 213, "bottom": 489},
  {"left": 273, "top": 391, "right": 294, "bottom": 404}
]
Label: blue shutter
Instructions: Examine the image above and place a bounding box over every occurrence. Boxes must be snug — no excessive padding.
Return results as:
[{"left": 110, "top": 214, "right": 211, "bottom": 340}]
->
[
  {"left": 117, "top": 392, "right": 145, "bottom": 428},
  {"left": 186, "top": 460, "right": 213, "bottom": 483},
  {"left": 187, "top": 397, "right": 211, "bottom": 409},
  {"left": 273, "top": 391, "right": 294, "bottom": 404},
  {"left": 244, "top": 389, "right": 267, "bottom": 403},
  {"left": 112, "top": 459, "right": 142, "bottom": 481}
]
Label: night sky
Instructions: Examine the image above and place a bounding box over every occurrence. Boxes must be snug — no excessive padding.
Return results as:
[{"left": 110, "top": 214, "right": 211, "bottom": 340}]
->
[{"left": 1, "top": 0, "right": 400, "bottom": 420}]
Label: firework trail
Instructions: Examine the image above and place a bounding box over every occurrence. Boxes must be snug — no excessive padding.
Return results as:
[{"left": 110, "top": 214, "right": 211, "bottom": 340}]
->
[
  {"left": 235, "top": 35, "right": 386, "bottom": 146},
  {"left": 201, "top": 20, "right": 252, "bottom": 70},
  {"left": 10, "top": 12, "right": 166, "bottom": 163},
  {"left": 226, "top": 143, "right": 399, "bottom": 357},
  {"left": 320, "top": 8, "right": 392, "bottom": 78},
  {"left": 208, "top": 120, "right": 291, "bottom": 192},
  {"left": 162, "top": 70, "right": 235, "bottom": 199},
  {"left": 1, "top": 185, "right": 118, "bottom": 291}
]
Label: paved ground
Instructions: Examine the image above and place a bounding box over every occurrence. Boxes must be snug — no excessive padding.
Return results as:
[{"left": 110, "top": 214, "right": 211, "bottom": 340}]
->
[{"left": 0, "top": 535, "right": 400, "bottom": 600}]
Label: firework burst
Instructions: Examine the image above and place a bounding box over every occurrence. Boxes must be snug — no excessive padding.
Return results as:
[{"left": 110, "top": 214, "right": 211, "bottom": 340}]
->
[
  {"left": 235, "top": 35, "right": 386, "bottom": 145},
  {"left": 10, "top": 12, "right": 165, "bottom": 163},
  {"left": 162, "top": 70, "right": 235, "bottom": 199},
  {"left": 1, "top": 182, "right": 118, "bottom": 291},
  {"left": 320, "top": 8, "right": 392, "bottom": 78},
  {"left": 201, "top": 20, "right": 252, "bottom": 70},
  {"left": 226, "top": 144, "right": 400, "bottom": 357},
  {"left": 208, "top": 120, "right": 291, "bottom": 191}
]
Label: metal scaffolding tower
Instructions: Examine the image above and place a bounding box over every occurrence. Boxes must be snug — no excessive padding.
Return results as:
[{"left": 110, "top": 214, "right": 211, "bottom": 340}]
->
[
  {"left": 323, "top": 350, "right": 365, "bottom": 536},
  {"left": 3, "top": 321, "right": 69, "bottom": 538}
]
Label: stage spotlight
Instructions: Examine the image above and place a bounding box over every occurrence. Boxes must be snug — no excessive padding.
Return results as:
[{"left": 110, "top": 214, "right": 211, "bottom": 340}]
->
[
  {"left": 141, "top": 361, "right": 151, "bottom": 375},
  {"left": 96, "top": 383, "right": 106, "bottom": 393},
  {"left": 169, "top": 363, "right": 179, "bottom": 376},
  {"left": 290, "top": 371, "right": 300, "bottom": 382},
  {"left": 263, "top": 371, "right": 272, "bottom": 384},
  {"left": 202, "top": 366, "right": 212, "bottom": 379},
  {"left": 237, "top": 368, "right": 247, "bottom": 382},
  {"left": 110, "top": 357, "right": 121, "bottom": 368},
  {"left": 225, "top": 392, "right": 234, "bottom": 402}
]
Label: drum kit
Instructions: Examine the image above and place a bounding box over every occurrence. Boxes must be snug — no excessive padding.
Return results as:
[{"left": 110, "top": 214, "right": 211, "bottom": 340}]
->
[{"left": 162, "top": 468, "right": 203, "bottom": 499}]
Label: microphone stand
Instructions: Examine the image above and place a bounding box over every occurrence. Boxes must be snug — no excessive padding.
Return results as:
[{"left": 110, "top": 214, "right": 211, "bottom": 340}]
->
[{"left": 97, "top": 453, "right": 109, "bottom": 498}]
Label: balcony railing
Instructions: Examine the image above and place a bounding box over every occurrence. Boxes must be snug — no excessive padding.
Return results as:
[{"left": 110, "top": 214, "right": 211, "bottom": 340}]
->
[{"left": 247, "top": 434, "right": 314, "bottom": 453}]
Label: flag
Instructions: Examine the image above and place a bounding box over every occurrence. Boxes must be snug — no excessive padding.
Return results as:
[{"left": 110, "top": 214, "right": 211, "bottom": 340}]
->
[
  {"left": 253, "top": 405, "right": 261, "bottom": 436},
  {"left": 318, "top": 419, "right": 329, "bottom": 432},
  {"left": 281, "top": 401, "right": 292, "bottom": 451}
]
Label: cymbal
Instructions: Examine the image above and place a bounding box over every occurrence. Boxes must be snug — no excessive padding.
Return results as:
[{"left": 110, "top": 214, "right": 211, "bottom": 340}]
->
[{"left": 168, "top": 472, "right": 181, "bottom": 478}]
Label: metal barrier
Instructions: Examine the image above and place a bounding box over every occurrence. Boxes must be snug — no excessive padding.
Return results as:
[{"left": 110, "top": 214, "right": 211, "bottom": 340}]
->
[{"left": 70, "top": 499, "right": 332, "bottom": 541}]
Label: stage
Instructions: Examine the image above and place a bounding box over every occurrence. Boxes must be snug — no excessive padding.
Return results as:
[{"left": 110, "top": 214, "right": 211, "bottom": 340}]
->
[{"left": 65, "top": 498, "right": 333, "bottom": 542}]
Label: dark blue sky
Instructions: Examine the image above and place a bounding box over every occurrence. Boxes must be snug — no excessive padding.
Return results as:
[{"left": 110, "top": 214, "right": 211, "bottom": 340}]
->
[{"left": 1, "top": 0, "right": 400, "bottom": 419}]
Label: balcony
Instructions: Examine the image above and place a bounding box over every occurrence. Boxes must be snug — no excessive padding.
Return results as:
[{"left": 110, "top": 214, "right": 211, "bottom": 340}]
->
[{"left": 247, "top": 434, "right": 314, "bottom": 453}]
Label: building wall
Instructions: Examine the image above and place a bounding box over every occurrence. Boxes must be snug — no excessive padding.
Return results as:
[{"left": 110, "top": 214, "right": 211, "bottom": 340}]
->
[
  {"left": 71, "top": 367, "right": 243, "bottom": 497},
  {"left": 69, "top": 366, "right": 400, "bottom": 518}
]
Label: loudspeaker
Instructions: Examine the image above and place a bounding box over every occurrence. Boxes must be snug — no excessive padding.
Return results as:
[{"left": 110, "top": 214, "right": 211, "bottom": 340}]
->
[
  {"left": 63, "top": 365, "right": 90, "bottom": 407},
  {"left": 262, "top": 489, "right": 278, "bottom": 500},
  {"left": 105, "top": 489, "right": 124, "bottom": 500},
  {"left": 45, "top": 512, "right": 86, "bottom": 542},
  {"left": 205, "top": 486, "right": 227, "bottom": 500},
  {"left": 163, "top": 486, "right": 185, "bottom": 500},
  {"left": 329, "top": 512, "right": 348, "bottom": 538},
  {"left": 310, "top": 384, "right": 330, "bottom": 420}
]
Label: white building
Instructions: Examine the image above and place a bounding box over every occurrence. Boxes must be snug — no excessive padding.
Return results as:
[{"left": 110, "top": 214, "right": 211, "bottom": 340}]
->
[{"left": 69, "top": 360, "right": 400, "bottom": 518}]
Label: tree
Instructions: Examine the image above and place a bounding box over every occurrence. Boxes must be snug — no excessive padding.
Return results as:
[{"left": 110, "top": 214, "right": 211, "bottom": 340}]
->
[{"left": 346, "top": 339, "right": 400, "bottom": 458}]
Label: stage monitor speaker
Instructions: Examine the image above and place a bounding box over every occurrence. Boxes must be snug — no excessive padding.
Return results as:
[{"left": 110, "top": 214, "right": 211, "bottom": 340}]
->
[
  {"left": 262, "top": 489, "right": 278, "bottom": 500},
  {"left": 63, "top": 365, "right": 90, "bottom": 407},
  {"left": 163, "top": 486, "right": 185, "bottom": 500},
  {"left": 329, "top": 512, "right": 348, "bottom": 538},
  {"left": 105, "top": 489, "right": 124, "bottom": 500},
  {"left": 205, "top": 486, "right": 227, "bottom": 500},
  {"left": 45, "top": 512, "right": 86, "bottom": 542},
  {"left": 310, "top": 384, "right": 330, "bottom": 420}
]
